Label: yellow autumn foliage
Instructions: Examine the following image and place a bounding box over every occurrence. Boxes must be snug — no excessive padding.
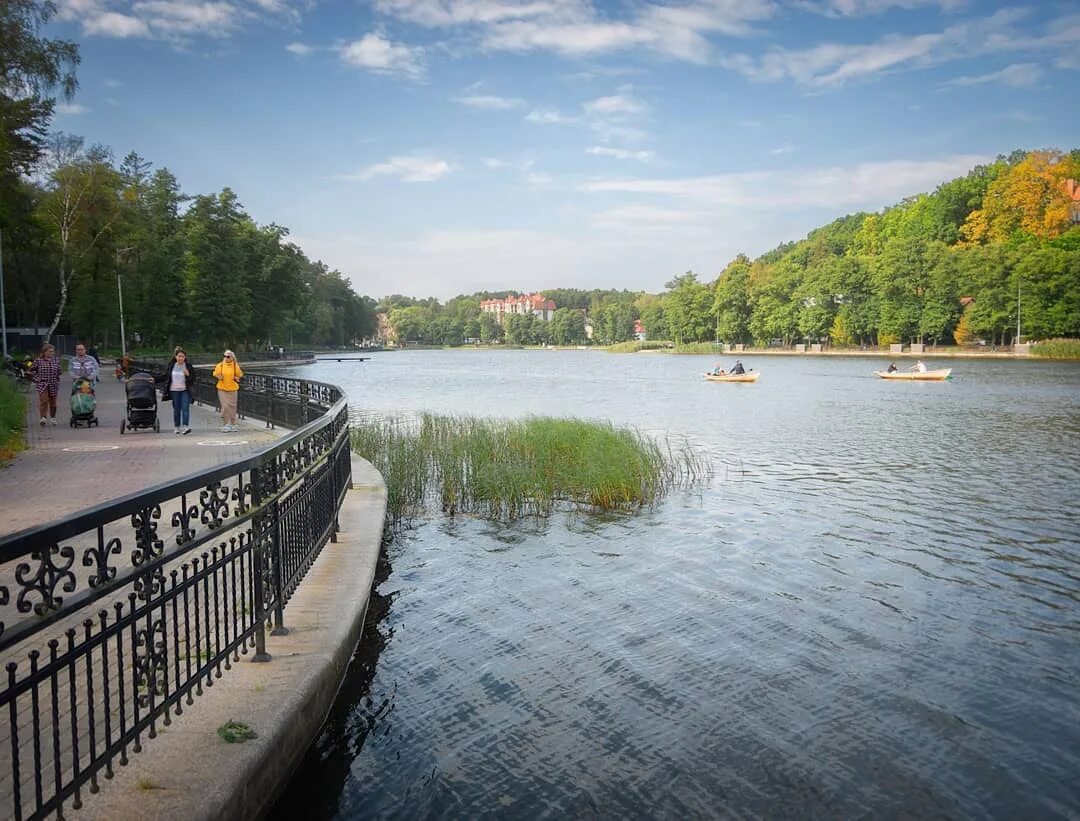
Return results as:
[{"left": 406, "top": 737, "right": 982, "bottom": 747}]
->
[{"left": 960, "top": 150, "right": 1080, "bottom": 245}]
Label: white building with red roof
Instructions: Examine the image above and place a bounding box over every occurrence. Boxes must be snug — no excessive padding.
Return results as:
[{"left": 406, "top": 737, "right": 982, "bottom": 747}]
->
[{"left": 480, "top": 293, "right": 556, "bottom": 323}]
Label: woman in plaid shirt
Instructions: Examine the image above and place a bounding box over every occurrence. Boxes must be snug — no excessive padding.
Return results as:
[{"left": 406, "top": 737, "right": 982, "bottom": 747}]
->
[{"left": 32, "top": 343, "right": 61, "bottom": 426}]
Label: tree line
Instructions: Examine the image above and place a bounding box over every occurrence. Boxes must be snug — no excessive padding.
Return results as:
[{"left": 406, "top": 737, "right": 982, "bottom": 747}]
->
[
  {"left": 380, "top": 150, "right": 1080, "bottom": 349},
  {"left": 1, "top": 1, "right": 375, "bottom": 353},
  {"left": 4, "top": 4, "right": 1077, "bottom": 353}
]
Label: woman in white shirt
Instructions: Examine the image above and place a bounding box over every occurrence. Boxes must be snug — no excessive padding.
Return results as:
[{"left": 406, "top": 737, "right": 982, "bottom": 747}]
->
[{"left": 161, "top": 348, "right": 195, "bottom": 434}]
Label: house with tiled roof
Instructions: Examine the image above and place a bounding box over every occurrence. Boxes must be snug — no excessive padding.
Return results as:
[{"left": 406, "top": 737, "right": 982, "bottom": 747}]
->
[{"left": 480, "top": 293, "right": 556, "bottom": 324}]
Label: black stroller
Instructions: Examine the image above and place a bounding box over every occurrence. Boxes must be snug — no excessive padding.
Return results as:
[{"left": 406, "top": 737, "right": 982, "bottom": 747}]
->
[{"left": 121, "top": 372, "right": 160, "bottom": 433}]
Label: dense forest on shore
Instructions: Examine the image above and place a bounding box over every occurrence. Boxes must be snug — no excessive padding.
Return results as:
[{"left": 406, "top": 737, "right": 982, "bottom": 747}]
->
[
  {"left": 3, "top": 3, "right": 1077, "bottom": 354},
  {"left": 385, "top": 149, "right": 1080, "bottom": 349},
  {"left": 1, "top": 1, "right": 375, "bottom": 353}
]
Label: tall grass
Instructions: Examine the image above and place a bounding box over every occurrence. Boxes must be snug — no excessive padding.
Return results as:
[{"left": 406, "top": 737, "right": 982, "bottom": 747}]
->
[
  {"left": 605, "top": 340, "right": 674, "bottom": 353},
  {"left": 672, "top": 342, "right": 725, "bottom": 354},
  {"left": 0, "top": 375, "right": 27, "bottom": 463},
  {"left": 351, "top": 411, "right": 710, "bottom": 534},
  {"left": 1030, "top": 338, "right": 1080, "bottom": 359}
]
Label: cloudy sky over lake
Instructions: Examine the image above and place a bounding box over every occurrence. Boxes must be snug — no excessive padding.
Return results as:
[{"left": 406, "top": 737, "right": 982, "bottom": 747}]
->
[{"left": 50, "top": 0, "right": 1079, "bottom": 299}]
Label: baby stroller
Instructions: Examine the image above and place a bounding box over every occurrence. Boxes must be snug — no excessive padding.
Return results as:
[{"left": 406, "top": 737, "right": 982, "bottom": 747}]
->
[
  {"left": 70, "top": 377, "right": 99, "bottom": 427},
  {"left": 121, "top": 372, "right": 160, "bottom": 434}
]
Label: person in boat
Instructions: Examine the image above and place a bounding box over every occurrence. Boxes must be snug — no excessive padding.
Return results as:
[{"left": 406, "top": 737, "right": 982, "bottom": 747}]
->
[
  {"left": 887, "top": 362, "right": 898, "bottom": 373},
  {"left": 910, "top": 360, "right": 927, "bottom": 373},
  {"left": 710, "top": 364, "right": 726, "bottom": 376},
  {"left": 729, "top": 360, "right": 745, "bottom": 375}
]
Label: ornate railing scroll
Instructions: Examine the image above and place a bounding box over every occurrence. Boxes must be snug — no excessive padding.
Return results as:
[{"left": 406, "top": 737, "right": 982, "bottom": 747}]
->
[{"left": 0, "top": 370, "right": 352, "bottom": 821}]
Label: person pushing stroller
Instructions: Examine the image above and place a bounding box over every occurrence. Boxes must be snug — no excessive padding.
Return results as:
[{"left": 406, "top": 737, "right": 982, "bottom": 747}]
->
[{"left": 70, "top": 343, "right": 100, "bottom": 385}]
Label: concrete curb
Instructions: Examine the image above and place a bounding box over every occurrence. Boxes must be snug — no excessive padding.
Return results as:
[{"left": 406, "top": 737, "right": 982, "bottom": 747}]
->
[{"left": 77, "top": 455, "right": 386, "bottom": 821}]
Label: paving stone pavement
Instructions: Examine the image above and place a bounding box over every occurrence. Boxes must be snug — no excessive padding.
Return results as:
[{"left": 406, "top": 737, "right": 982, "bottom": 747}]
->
[{"left": 0, "top": 374, "right": 285, "bottom": 537}]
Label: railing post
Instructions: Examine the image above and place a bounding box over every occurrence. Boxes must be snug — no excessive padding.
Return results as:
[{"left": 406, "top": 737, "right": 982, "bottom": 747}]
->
[
  {"left": 300, "top": 381, "right": 310, "bottom": 424},
  {"left": 265, "top": 379, "right": 274, "bottom": 429},
  {"left": 250, "top": 463, "right": 272, "bottom": 663},
  {"left": 270, "top": 497, "right": 288, "bottom": 635}
]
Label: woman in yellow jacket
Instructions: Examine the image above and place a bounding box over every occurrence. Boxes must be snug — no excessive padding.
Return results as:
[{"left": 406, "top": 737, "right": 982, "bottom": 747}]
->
[{"left": 212, "top": 349, "right": 244, "bottom": 432}]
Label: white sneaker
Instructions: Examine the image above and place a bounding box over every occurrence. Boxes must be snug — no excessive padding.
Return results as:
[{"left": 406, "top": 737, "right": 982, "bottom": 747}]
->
[
  {"left": 40, "top": 417, "right": 47, "bottom": 426},
  {"left": 221, "top": 425, "right": 230, "bottom": 432},
  {"left": 182, "top": 427, "right": 192, "bottom": 435},
  {"left": 50, "top": 418, "right": 57, "bottom": 426},
  {"left": 228, "top": 424, "right": 238, "bottom": 432},
  {"left": 174, "top": 428, "right": 181, "bottom": 434}
]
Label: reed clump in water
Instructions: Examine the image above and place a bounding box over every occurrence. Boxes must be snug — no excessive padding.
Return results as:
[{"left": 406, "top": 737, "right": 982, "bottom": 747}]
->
[
  {"left": 1030, "top": 338, "right": 1080, "bottom": 359},
  {"left": 350, "top": 412, "right": 709, "bottom": 532}
]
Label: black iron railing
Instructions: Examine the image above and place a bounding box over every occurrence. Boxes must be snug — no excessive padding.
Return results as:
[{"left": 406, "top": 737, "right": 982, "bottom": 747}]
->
[{"left": 0, "top": 370, "right": 352, "bottom": 820}]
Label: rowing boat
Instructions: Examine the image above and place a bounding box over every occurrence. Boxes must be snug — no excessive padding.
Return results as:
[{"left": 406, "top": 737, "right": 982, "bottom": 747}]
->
[
  {"left": 874, "top": 368, "right": 952, "bottom": 381},
  {"left": 704, "top": 372, "right": 760, "bottom": 383}
]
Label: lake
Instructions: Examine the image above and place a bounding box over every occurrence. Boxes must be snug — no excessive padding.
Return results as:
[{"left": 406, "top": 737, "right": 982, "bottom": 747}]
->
[{"left": 271, "top": 350, "right": 1080, "bottom": 819}]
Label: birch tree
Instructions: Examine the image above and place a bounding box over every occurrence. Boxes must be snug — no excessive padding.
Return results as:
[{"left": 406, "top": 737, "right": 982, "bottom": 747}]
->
[{"left": 36, "top": 134, "right": 120, "bottom": 340}]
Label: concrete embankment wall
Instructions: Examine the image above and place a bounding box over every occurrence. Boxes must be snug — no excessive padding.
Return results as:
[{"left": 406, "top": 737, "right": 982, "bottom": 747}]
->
[{"left": 79, "top": 455, "right": 387, "bottom": 821}]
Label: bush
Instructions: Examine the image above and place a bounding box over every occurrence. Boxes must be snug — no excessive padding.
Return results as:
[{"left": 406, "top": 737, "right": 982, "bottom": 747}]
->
[{"left": 0, "top": 375, "right": 27, "bottom": 462}]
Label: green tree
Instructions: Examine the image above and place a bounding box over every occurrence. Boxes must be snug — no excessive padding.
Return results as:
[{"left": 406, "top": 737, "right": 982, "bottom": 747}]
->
[
  {"left": 36, "top": 135, "right": 121, "bottom": 340},
  {"left": 713, "top": 255, "right": 751, "bottom": 344},
  {"left": 0, "top": 0, "right": 79, "bottom": 224},
  {"left": 663, "top": 272, "right": 711, "bottom": 344},
  {"left": 184, "top": 189, "right": 253, "bottom": 348}
]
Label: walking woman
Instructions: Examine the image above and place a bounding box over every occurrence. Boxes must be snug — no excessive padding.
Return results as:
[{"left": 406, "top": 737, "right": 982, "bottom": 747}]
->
[
  {"left": 32, "top": 342, "right": 61, "bottom": 426},
  {"left": 162, "top": 348, "right": 195, "bottom": 434},
  {"left": 212, "top": 349, "right": 244, "bottom": 432}
]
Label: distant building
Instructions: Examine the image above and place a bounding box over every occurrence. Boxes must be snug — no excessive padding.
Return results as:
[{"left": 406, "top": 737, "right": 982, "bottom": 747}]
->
[
  {"left": 480, "top": 293, "right": 556, "bottom": 324},
  {"left": 1064, "top": 179, "right": 1080, "bottom": 224},
  {"left": 633, "top": 319, "right": 647, "bottom": 341}
]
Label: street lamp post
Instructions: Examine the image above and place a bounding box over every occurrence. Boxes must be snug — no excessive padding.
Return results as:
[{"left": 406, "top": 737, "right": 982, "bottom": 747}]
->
[{"left": 116, "top": 247, "right": 136, "bottom": 359}]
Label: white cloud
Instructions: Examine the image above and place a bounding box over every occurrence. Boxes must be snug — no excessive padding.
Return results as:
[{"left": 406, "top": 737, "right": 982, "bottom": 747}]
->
[
  {"left": 286, "top": 42, "right": 314, "bottom": 55},
  {"left": 454, "top": 93, "right": 525, "bottom": 109},
  {"left": 347, "top": 155, "right": 452, "bottom": 182},
  {"left": 800, "top": 0, "right": 968, "bottom": 18},
  {"left": 591, "top": 205, "right": 700, "bottom": 231},
  {"left": 483, "top": 20, "right": 653, "bottom": 56},
  {"left": 84, "top": 11, "right": 152, "bottom": 37},
  {"left": 55, "top": 103, "right": 91, "bottom": 115},
  {"left": 583, "top": 93, "right": 646, "bottom": 117},
  {"left": 587, "top": 146, "right": 655, "bottom": 161},
  {"left": 248, "top": 0, "right": 300, "bottom": 22},
  {"left": 374, "top": 0, "right": 778, "bottom": 63},
  {"left": 769, "top": 143, "right": 794, "bottom": 155},
  {"left": 944, "top": 62, "right": 1041, "bottom": 88},
  {"left": 373, "top": 0, "right": 563, "bottom": 28},
  {"left": 583, "top": 155, "right": 990, "bottom": 209},
  {"left": 721, "top": 8, "right": 1030, "bottom": 87},
  {"left": 526, "top": 107, "right": 574, "bottom": 124},
  {"left": 340, "top": 33, "right": 426, "bottom": 79},
  {"left": 131, "top": 0, "right": 239, "bottom": 36}
]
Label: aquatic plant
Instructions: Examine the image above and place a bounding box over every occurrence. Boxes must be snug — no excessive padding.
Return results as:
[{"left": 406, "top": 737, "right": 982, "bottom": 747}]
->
[
  {"left": 350, "top": 411, "right": 709, "bottom": 534},
  {"left": 1030, "top": 338, "right": 1080, "bottom": 359}
]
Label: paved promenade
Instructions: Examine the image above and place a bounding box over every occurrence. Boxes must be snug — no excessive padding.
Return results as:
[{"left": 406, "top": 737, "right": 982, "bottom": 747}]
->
[
  {"left": 0, "top": 371, "right": 388, "bottom": 820},
  {"left": 0, "top": 375, "right": 284, "bottom": 536}
]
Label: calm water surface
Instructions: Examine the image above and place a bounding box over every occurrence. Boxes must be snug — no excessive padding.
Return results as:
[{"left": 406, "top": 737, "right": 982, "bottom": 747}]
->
[{"left": 272, "top": 351, "right": 1080, "bottom": 819}]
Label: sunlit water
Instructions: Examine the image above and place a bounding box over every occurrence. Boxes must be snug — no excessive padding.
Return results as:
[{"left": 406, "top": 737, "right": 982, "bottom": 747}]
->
[{"left": 271, "top": 351, "right": 1080, "bottom": 819}]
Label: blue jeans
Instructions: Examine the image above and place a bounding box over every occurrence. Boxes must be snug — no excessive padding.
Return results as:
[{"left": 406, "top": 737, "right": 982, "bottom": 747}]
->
[{"left": 172, "top": 391, "right": 191, "bottom": 428}]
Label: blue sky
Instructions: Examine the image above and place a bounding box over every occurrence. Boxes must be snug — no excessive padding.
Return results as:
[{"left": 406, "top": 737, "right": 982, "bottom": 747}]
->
[{"left": 48, "top": 0, "right": 1079, "bottom": 300}]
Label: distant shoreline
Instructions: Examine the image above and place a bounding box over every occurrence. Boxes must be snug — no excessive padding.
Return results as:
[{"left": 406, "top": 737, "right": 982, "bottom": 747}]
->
[{"left": 389, "top": 344, "right": 1061, "bottom": 360}]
